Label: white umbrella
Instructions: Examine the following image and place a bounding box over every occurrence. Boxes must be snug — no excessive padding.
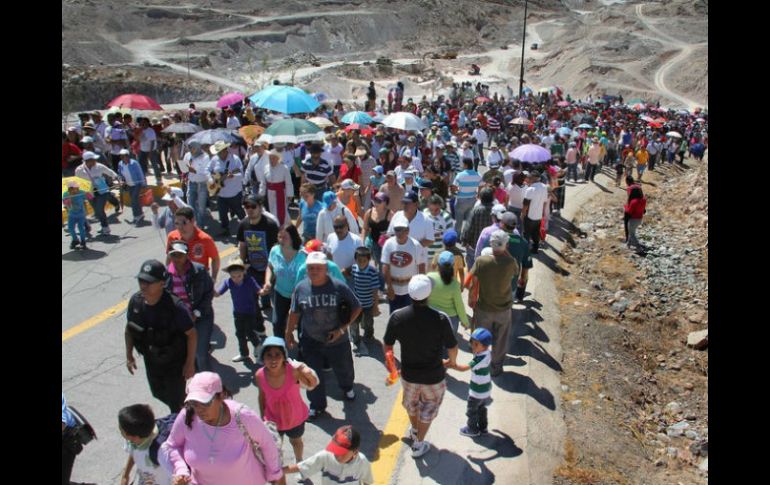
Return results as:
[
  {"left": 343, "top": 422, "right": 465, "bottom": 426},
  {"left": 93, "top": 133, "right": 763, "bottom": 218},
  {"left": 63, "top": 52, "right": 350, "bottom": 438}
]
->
[
  {"left": 509, "top": 117, "right": 531, "bottom": 126},
  {"left": 666, "top": 131, "right": 682, "bottom": 138},
  {"left": 381, "top": 112, "right": 426, "bottom": 131},
  {"left": 307, "top": 117, "right": 335, "bottom": 128}
]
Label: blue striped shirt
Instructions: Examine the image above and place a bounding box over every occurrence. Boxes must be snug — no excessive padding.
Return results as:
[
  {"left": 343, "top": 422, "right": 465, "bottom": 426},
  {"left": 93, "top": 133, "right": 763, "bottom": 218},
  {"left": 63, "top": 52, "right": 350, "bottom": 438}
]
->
[
  {"left": 453, "top": 169, "right": 482, "bottom": 199},
  {"left": 351, "top": 263, "right": 380, "bottom": 309},
  {"left": 301, "top": 156, "right": 333, "bottom": 187}
]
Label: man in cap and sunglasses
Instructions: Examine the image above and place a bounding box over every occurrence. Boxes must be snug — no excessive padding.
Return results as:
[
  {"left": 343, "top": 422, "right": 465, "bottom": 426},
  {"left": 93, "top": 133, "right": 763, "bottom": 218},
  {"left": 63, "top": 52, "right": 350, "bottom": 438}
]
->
[
  {"left": 125, "top": 260, "right": 197, "bottom": 412},
  {"left": 208, "top": 140, "right": 245, "bottom": 234}
]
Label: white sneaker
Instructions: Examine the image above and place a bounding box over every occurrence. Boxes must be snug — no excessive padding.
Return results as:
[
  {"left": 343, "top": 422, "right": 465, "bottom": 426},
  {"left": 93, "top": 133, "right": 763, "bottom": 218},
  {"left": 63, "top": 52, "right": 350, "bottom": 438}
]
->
[
  {"left": 231, "top": 354, "right": 248, "bottom": 363},
  {"left": 407, "top": 427, "right": 417, "bottom": 441},
  {"left": 411, "top": 440, "right": 431, "bottom": 458},
  {"left": 100, "top": 226, "right": 111, "bottom": 235}
]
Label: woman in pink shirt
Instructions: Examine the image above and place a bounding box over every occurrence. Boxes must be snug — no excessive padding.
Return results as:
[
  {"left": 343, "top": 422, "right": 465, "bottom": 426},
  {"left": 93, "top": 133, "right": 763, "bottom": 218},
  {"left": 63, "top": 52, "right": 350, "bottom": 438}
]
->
[{"left": 160, "top": 372, "right": 283, "bottom": 485}]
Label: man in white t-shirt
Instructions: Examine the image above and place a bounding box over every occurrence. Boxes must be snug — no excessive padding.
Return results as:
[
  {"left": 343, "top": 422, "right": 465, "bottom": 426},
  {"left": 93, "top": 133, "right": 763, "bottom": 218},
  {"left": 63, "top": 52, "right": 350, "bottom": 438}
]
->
[
  {"left": 225, "top": 109, "right": 241, "bottom": 130},
  {"left": 325, "top": 215, "right": 364, "bottom": 283},
  {"left": 521, "top": 170, "right": 549, "bottom": 253},
  {"left": 138, "top": 117, "right": 162, "bottom": 185},
  {"left": 183, "top": 142, "right": 211, "bottom": 223},
  {"left": 386, "top": 192, "right": 434, "bottom": 248},
  {"left": 324, "top": 135, "right": 345, "bottom": 177},
  {"left": 381, "top": 219, "right": 426, "bottom": 314}
]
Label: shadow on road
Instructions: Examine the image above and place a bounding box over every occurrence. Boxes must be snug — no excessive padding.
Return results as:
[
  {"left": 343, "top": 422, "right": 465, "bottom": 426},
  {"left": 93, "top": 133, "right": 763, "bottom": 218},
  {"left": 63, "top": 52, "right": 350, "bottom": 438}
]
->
[
  {"left": 62, "top": 248, "right": 108, "bottom": 261},
  {"left": 492, "top": 371, "right": 556, "bottom": 410}
]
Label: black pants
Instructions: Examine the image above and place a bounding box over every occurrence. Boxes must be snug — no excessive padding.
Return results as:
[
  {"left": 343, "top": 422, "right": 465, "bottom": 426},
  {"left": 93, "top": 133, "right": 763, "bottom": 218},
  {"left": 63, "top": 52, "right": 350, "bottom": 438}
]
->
[
  {"left": 466, "top": 396, "right": 489, "bottom": 433},
  {"left": 145, "top": 359, "right": 186, "bottom": 413},
  {"left": 585, "top": 163, "right": 598, "bottom": 181},
  {"left": 623, "top": 212, "right": 630, "bottom": 242},
  {"left": 217, "top": 192, "right": 246, "bottom": 230},
  {"left": 234, "top": 312, "right": 263, "bottom": 356},
  {"left": 62, "top": 430, "right": 82, "bottom": 484},
  {"left": 524, "top": 217, "right": 542, "bottom": 252}
]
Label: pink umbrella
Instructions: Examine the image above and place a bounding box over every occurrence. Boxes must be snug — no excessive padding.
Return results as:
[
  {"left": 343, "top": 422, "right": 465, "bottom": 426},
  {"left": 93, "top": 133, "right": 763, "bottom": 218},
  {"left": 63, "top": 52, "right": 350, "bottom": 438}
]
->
[
  {"left": 217, "top": 92, "right": 245, "bottom": 108},
  {"left": 510, "top": 143, "right": 552, "bottom": 163},
  {"left": 106, "top": 94, "right": 162, "bottom": 111},
  {"left": 557, "top": 101, "right": 570, "bottom": 107}
]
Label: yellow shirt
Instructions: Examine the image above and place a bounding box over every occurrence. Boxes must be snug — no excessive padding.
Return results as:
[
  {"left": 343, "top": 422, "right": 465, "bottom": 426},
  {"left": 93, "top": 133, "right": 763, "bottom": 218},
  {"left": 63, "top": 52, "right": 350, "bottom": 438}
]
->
[{"left": 636, "top": 150, "right": 649, "bottom": 166}]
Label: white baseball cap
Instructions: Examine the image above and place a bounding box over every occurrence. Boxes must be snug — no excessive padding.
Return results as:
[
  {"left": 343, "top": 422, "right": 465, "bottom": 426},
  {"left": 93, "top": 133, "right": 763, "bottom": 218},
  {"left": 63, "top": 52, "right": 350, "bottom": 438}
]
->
[
  {"left": 162, "top": 187, "right": 186, "bottom": 202},
  {"left": 119, "top": 149, "right": 131, "bottom": 156},
  {"left": 82, "top": 151, "right": 98, "bottom": 161},
  {"left": 306, "top": 251, "right": 328, "bottom": 265},
  {"left": 408, "top": 274, "right": 433, "bottom": 301}
]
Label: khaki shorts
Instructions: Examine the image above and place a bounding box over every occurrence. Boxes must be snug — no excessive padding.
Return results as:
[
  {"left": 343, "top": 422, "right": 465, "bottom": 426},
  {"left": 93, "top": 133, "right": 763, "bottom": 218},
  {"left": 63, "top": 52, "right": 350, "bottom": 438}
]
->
[{"left": 401, "top": 378, "right": 447, "bottom": 423}]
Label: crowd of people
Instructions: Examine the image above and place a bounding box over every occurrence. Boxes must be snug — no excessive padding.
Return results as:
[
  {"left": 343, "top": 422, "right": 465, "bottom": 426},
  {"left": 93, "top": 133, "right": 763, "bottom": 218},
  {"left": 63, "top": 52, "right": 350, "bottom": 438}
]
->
[{"left": 63, "top": 81, "right": 707, "bottom": 484}]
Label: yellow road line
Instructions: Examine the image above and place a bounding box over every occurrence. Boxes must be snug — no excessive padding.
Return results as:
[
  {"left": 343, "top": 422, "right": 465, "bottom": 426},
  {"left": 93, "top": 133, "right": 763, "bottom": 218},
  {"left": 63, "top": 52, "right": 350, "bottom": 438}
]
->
[
  {"left": 372, "top": 387, "right": 409, "bottom": 484},
  {"left": 63, "top": 245, "right": 240, "bottom": 342}
]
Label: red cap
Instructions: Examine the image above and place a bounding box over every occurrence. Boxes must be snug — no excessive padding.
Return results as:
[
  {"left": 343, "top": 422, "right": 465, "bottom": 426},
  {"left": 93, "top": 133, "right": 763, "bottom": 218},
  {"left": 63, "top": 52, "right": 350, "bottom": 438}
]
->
[
  {"left": 326, "top": 425, "right": 358, "bottom": 456},
  {"left": 304, "top": 239, "right": 323, "bottom": 253}
]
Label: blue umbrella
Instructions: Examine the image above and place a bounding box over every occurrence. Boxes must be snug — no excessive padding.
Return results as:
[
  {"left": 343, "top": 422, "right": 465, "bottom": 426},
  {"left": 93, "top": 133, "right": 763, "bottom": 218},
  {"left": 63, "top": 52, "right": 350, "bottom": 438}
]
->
[
  {"left": 558, "top": 127, "right": 572, "bottom": 137},
  {"left": 249, "top": 85, "right": 320, "bottom": 114},
  {"left": 184, "top": 128, "right": 240, "bottom": 146},
  {"left": 577, "top": 123, "right": 593, "bottom": 129},
  {"left": 341, "top": 111, "right": 373, "bottom": 125}
]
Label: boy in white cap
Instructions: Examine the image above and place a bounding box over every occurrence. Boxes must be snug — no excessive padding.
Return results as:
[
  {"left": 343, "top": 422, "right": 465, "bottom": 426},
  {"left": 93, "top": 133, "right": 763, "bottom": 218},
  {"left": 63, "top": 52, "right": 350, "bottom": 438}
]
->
[
  {"left": 75, "top": 150, "right": 119, "bottom": 235},
  {"left": 152, "top": 187, "right": 190, "bottom": 235}
]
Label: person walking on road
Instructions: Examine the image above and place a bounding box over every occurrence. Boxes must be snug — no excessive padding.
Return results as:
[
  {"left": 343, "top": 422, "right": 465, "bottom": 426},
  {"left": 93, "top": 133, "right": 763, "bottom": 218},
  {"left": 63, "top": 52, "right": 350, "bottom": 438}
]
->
[
  {"left": 446, "top": 327, "right": 494, "bottom": 437},
  {"left": 166, "top": 207, "right": 220, "bottom": 284},
  {"left": 182, "top": 141, "right": 211, "bottom": 225},
  {"left": 465, "top": 230, "right": 519, "bottom": 377},
  {"left": 521, "top": 171, "right": 549, "bottom": 254},
  {"left": 383, "top": 274, "right": 459, "bottom": 458},
  {"left": 461, "top": 187, "right": 495, "bottom": 270},
  {"left": 381, "top": 219, "right": 426, "bottom": 313},
  {"left": 125, "top": 260, "right": 197, "bottom": 413},
  {"left": 285, "top": 251, "right": 362, "bottom": 419},
  {"left": 165, "top": 240, "right": 215, "bottom": 372},
  {"left": 451, "top": 158, "right": 482, "bottom": 237}
]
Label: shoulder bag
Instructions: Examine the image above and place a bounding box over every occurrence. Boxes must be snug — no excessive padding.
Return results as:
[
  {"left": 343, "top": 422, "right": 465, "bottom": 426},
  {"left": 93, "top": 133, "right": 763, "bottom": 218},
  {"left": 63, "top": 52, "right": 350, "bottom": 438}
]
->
[{"left": 235, "top": 404, "right": 282, "bottom": 467}]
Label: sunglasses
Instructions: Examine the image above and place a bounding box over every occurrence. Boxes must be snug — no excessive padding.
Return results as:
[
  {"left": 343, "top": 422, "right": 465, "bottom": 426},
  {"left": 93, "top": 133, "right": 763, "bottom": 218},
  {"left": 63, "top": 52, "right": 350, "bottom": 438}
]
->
[{"left": 394, "top": 227, "right": 408, "bottom": 232}]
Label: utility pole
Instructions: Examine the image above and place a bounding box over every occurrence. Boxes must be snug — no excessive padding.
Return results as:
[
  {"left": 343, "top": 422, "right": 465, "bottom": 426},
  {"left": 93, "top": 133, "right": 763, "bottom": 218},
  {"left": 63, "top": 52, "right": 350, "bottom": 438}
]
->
[{"left": 518, "top": 0, "right": 528, "bottom": 100}]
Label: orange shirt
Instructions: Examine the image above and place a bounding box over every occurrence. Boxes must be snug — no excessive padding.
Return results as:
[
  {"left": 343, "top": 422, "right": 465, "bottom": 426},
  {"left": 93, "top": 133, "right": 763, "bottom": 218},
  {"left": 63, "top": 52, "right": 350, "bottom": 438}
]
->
[
  {"left": 166, "top": 227, "right": 218, "bottom": 268},
  {"left": 337, "top": 189, "right": 361, "bottom": 217}
]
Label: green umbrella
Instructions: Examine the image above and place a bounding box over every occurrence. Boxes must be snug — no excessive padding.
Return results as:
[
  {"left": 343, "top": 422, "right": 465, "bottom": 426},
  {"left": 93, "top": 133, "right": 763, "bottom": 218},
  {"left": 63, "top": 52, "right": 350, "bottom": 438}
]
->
[{"left": 257, "top": 118, "right": 324, "bottom": 144}]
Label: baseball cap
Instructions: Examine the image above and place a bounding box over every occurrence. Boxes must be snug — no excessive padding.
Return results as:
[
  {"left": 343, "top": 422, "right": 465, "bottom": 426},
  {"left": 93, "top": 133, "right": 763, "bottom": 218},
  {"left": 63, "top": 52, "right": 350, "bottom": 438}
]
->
[
  {"left": 81, "top": 136, "right": 94, "bottom": 144},
  {"left": 66, "top": 180, "right": 80, "bottom": 189},
  {"left": 489, "top": 230, "right": 509, "bottom": 249},
  {"left": 403, "top": 171, "right": 415, "bottom": 179},
  {"left": 185, "top": 372, "right": 223, "bottom": 404},
  {"left": 392, "top": 214, "right": 409, "bottom": 229},
  {"left": 418, "top": 179, "right": 433, "bottom": 190},
  {"left": 443, "top": 229, "right": 458, "bottom": 245},
  {"left": 373, "top": 165, "right": 384, "bottom": 174},
  {"left": 489, "top": 160, "right": 500, "bottom": 169},
  {"left": 408, "top": 274, "right": 433, "bottom": 301},
  {"left": 385, "top": 170, "right": 396, "bottom": 178},
  {"left": 82, "top": 151, "right": 98, "bottom": 161},
  {"left": 304, "top": 239, "right": 324, "bottom": 253},
  {"left": 401, "top": 192, "right": 418, "bottom": 204},
  {"left": 162, "top": 187, "right": 185, "bottom": 202},
  {"left": 491, "top": 204, "right": 506, "bottom": 219},
  {"left": 137, "top": 259, "right": 167, "bottom": 283},
  {"left": 340, "top": 179, "right": 360, "bottom": 190},
  {"left": 501, "top": 211, "right": 517, "bottom": 227},
  {"left": 471, "top": 328, "right": 493, "bottom": 346},
  {"left": 306, "top": 251, "right": 328, "bottom": 265},
  {"left": 119, "top": 148, "right": 131, "bottom": 156},
  {"left": 438, "top": 251, "right": 455, "bottom": 267},
  {"left": 326, "top": 425, "right": 360, "bottom": 456},
  {"left": 322, "top": 191, "right": 337, "bottom": 208},
  {"left": 259, "top": 336, "right": 288, "bottom": 361},
  {"left": 379, "top": 147, "right": 390, "bottom": 154},
  {"left": 168, "top": 240, "right": 188, "bottom": 255},
  {"left": 373, "top": 192, "right": 389, "bottom": 204}
]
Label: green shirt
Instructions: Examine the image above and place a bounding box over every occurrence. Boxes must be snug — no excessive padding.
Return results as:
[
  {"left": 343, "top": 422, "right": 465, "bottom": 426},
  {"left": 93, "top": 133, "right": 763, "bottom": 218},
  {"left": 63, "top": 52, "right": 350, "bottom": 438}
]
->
[
  {"left": 506, "top": 233, "right": 533, "bottom": 270},
  {"left": 426, "top": 273, "right": 469, "bottom": 327},
  {"left": 471, "top": 253, "right": 519, "bottom": 312}
]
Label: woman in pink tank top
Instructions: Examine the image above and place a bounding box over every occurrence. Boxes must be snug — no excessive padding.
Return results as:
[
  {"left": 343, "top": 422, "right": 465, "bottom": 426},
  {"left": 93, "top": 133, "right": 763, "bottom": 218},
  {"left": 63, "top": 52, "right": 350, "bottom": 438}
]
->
[{"left": 256, "top": 337, "right": 318, "bottom": 471}]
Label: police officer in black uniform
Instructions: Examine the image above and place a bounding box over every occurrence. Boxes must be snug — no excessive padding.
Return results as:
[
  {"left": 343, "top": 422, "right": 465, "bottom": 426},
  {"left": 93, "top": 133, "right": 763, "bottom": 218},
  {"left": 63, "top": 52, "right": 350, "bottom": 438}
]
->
[{"left": 125, "top": 260, "right": 197, "bottom": 412}]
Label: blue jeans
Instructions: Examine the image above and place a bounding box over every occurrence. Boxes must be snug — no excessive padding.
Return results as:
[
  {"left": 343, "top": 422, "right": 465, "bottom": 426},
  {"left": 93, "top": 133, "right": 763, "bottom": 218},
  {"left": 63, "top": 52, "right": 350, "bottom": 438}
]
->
[
  {"left": 300, "top": 336, "right": 355, "bottom": 411},
  {"left": 92, "top": 193, "right": 108, "bottom": 228},
  {"left": 388, "top": 293, "right": 412, "bottom": 314},
  {"left": 465, "top": 250, "right": 476, "bottom": 273},
  {"left": 454, "top": 197, "right": 476, "bottom": 238},
  {"left": 194, "top": 315, "right": 214, "bottom": 372},
  {"left": 217, "top": 192, "right": 245, "bottom": 229},
  {"left": 67, "top": 212, "right": 87, "bottom": 242},
  {"left": 127, "top": 185, "right": 144, "bottom": 218},
  {"left": 187, "top": 181, "right": 208, "bottom": 224},
  {"left": 139, "top": 151, "right": 163, "bottom": 184},
  {"left": 466, "top": 396, "right": 490, "bottom": 432}
]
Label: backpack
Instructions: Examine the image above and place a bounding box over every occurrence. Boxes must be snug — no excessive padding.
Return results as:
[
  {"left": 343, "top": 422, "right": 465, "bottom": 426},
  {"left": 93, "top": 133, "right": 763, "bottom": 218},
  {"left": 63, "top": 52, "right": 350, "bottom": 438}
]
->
[{"left": 149, "top": 413, "right": 178, "bottom": 466}]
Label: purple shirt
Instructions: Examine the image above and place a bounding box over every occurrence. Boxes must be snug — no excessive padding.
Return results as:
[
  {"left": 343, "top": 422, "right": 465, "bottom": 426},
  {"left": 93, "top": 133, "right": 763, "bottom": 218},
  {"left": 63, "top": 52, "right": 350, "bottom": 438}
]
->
[
  {"left": 160, "top": 399, "right": 282, "bottom": 485},
  {"left": 474, "top": 223, "right": 501, "bottom": 258},
  {"left": 217, "top": 277, "right": 261, "bottom": 315}
]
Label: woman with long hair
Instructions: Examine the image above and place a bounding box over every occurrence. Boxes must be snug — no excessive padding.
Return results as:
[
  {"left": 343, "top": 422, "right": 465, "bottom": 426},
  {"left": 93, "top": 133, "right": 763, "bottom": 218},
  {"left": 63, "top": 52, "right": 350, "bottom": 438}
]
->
[
  {"left": 262, "top": 225, "right": 306, "bottom": 341},
  {"left": 427, "top": 251, "right": 470, "bottom": 337}
]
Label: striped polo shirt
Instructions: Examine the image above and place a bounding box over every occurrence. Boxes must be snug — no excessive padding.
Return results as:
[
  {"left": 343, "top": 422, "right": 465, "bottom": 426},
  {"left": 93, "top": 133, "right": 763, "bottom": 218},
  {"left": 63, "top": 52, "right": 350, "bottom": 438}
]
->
[
  {"left": 453, "top": 169, "right": 483, "bottom": 199},
  {"left": 487, "top": 115, "right": 501, "bottom": 131},
  {"left": 351, "top": 263, "right": 380, "bottom": 309},
  {"left": 469, "top": 350, "right": 492, "bottom": 399},
  {"left": 423, "top": 208, "right": 454, "bottom": 260},
  {"left": 301, "top": 156, "right": 333, "bottom": 187}
]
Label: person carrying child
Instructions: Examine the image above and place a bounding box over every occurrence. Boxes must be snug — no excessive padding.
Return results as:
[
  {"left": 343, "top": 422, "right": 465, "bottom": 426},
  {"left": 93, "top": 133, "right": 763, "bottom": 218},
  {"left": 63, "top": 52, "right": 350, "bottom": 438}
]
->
[
  {"left": 255, "top": 337, "right": 319, "bottom": 485},
  {"left": 350, "top": 246, "right": 381, "bottom": 356},
  {"left": 283, "top": 425, "right": 373, "bottom": 485},
  {"left": 215, "top": 256, "right": 266, "bottom": 363},
  {"left": 446, "top": 328, "right": 494, "bottom": 437},
  {"left": 63, "top": 179, "right": 94, "bottom": 250},
  {"left": 118, "top": 404, "right": 175, "bottom": 485}
]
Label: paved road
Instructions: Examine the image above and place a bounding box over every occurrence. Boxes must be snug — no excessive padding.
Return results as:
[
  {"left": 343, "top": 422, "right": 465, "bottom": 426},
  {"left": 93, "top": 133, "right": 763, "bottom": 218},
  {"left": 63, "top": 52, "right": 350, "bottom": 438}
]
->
[{"left": 63, "top": 166, "right": 614, "bottom": 484}]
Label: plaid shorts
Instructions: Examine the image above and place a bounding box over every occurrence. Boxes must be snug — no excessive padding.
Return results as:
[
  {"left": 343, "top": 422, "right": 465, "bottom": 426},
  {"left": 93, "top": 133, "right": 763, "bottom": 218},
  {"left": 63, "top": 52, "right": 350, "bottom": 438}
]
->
[{"left": 401, "top": 378, "right": 447, "bottom": 423}]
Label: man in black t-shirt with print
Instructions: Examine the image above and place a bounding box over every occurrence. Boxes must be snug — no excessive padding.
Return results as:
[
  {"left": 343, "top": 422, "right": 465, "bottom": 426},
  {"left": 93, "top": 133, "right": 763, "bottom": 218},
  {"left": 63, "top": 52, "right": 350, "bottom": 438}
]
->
[
  {"left": 383, "top": 274, "right": 458, "bottom": 459},
  {"left": 237, "top": 194, "right": 279, "bottom": 311}
]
